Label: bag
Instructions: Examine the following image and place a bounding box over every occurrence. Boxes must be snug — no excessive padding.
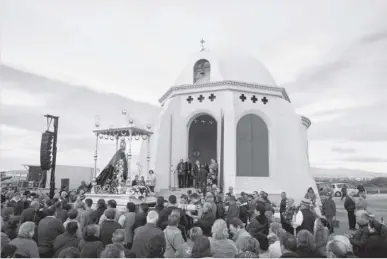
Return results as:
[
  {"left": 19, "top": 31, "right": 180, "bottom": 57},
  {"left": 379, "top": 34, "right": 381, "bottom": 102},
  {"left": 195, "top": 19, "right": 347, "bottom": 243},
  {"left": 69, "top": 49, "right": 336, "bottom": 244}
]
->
[{"left": 333, "top": 218, "right": 340, "bottom": 228}]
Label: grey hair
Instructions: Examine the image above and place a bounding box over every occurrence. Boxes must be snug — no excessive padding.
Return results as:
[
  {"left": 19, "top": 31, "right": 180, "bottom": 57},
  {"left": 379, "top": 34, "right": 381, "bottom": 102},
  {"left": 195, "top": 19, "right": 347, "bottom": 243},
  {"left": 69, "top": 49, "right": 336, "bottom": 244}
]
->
[
  {"left": 18, "top": 221, "right": 35, "bottom": 238},
  {"left": 238, "top": 236, "right": 260, "bottom": 254},
  {"left": 332, "top": 235, "right": 353, "bottom": 253},
  {"left": 297, "top": 229, "right": 316, "bottom": 251},
  {"left": 202, "top": 202, "right": 213, "bottom": 213},
  {"left": 211, "top": 219, "right": 228, "bottom": 240},
  {"left": 147, "top": 210, "right": 159, "bottom": 224},
  {"left": 189, "top": 227, "right": 203, "bottom": 242}
]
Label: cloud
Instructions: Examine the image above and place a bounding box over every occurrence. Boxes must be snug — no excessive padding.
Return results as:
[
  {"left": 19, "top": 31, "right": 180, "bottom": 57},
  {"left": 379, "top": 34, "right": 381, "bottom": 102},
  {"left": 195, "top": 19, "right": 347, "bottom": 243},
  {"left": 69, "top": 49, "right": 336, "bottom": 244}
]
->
[
  {"left": 339, "top": 157, "right": 387, "bottom": 163},
  {"left": 331, "top": 147, "right": 356, "bottom": 154}
]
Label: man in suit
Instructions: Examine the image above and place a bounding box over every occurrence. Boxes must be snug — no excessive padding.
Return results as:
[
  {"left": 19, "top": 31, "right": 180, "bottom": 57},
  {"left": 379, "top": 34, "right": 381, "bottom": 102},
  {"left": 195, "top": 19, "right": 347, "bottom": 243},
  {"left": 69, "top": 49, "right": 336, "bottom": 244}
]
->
[
  {"left": 193, "top": 160, "right": 200, "bottom": 189},
  {"left": 185, "top": 159, "right": 193, "bottom": 188},
  {"left": 177, "top": 159, "right": 185, "bottom": 188},
  {"left": 131, "top": 211, "right": 165, "bottom": 258}
]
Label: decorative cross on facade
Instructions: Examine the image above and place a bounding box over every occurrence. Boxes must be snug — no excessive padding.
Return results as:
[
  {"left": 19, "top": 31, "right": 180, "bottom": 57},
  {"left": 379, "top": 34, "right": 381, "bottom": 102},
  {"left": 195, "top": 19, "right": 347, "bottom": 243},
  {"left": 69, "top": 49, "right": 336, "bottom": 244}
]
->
[
  {"left": 239, "top": 94, "right": 247, "bottom": 102},
  {"left": 187, "top": 96, "right": 193, "bottom": 103},
  {"left": 209, "top": 93, "right": 216, "bottom": 101},
  {"left": 198, "top": 95, "right": 205, "bottom": 102},
  {"left": 251, "top": 95, "right": 258, "bottom": 103},
  {"left": 261, "top": 97, "right": 268, "bottom": 104},
  {"left": 200, "top": 38, "right": 206, "bottom": 52}
]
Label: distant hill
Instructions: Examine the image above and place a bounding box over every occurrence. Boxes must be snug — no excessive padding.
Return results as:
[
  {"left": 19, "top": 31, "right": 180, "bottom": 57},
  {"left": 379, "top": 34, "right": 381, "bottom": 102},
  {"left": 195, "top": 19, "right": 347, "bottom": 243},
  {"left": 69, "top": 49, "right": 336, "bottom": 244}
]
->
[{"left": 310, "top": 167, "right": 386, "bottom": 178}]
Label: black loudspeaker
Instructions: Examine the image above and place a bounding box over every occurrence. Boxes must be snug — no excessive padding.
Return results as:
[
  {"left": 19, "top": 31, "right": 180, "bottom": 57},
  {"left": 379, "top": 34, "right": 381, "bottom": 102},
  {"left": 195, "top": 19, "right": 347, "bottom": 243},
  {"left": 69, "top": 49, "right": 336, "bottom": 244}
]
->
[{"left": 40, "top": 131, "right": 54, "bottom": 170}]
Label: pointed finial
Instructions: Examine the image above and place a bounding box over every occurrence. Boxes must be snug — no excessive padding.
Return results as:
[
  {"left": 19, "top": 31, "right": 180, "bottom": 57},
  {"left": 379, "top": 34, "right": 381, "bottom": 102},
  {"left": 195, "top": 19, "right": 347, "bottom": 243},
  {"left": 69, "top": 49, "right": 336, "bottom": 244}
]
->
[{"left": 200, "top": 38, "right": 206, "bottom": 52}]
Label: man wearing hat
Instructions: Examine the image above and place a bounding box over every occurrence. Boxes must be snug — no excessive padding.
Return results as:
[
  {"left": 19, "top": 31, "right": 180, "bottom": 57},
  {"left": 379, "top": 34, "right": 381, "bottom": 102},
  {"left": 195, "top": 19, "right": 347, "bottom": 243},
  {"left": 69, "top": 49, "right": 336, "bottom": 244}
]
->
[
  {"left": 294, "top": 198, "right": 316, "bottom": 234},
  {"left": 322, "top": 192, "right": 336, "bottom": 234}
]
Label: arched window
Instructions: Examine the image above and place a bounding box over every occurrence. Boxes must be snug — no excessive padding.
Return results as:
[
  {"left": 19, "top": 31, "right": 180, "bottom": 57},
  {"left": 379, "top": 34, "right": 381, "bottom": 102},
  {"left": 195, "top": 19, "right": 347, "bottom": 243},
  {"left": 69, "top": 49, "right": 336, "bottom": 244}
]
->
[
  {"left": 236, "top": 114, "right": 269, "bottom": 177},
  {"left": 193, "top": 59, "right": 211, "bottom": 84}
]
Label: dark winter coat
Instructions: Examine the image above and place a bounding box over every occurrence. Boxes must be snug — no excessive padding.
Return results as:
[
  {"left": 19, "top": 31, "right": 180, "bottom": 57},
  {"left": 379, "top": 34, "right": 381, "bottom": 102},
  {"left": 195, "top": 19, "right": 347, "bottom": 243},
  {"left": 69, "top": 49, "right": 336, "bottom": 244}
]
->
[
  {"left": 78, "top": 235, "right": 104, "bottom": 258},
  {"left": 344, "top": 197, "right": 356, "bottom": 211},
  {"left": 247, "top": 214, "right": 269, "bottom": 236},
  {"left": 100, "top": 219, "right": 121, "bottom": 246},
  {"left": 322, "top": 198, "right": 336, "bottom": 217},
  {"left": 296, "top": 245, "right": 320, "bottom": 258},
  {"left": 350, "top": 224, "right": 369, "bottom": 257},
  {"left": 362, "top": 232, "right": 387, "bottom": 258},
  {"left": 157, "top": 206, "right": 188, "bottom": 230},
  {"left": 195, "top": 212, "right": 216, "bottom": 237},
  {"left": 132, "top": 223, "right": 166, "bottom": 258},
  {"left": 52, "top": 232, "right": 80, "bottom": 257}
]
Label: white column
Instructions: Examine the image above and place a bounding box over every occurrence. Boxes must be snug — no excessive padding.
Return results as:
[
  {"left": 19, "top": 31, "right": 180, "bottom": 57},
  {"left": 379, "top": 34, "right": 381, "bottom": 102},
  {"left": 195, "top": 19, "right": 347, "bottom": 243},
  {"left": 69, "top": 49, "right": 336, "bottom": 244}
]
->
[
  {"left": 127, "top": 131, "right": 132, "bottom": 178},
  {"left": 146, "top": 137, "right": 150, "bottom": 174}
]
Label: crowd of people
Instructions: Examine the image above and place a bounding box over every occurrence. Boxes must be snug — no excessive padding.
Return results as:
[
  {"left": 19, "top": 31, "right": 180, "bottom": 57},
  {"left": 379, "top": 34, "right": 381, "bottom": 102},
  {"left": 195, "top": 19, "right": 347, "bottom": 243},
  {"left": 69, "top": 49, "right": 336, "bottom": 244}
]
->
[{"left": 1, "top": 184, "right": 387, "bottom": 258}]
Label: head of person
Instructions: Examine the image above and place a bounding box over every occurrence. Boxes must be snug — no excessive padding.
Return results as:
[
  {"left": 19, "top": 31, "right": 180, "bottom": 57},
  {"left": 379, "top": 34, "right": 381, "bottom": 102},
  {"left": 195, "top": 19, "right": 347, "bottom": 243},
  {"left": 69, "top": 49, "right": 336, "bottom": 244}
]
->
[
  {"left": 307, "top": 187, "right": 314, "bottom": 195},
  {"left": 141, "top": 176, "right": 145, "bottom": 181},
  {"left": 156, "top": 196, "right": 164, "bottom": 207},
  {"left": 168, "top": 195, "right": 177, "bottom": 206},
  {"left": 147, "top": 210, "right": 159, "bottom": 224},
  {"left": 168, "top": 214, "right": 180, "bottom": 227},
  {"left": 239, "top": 236, "right": 260, "bottom": 254},
  {"left": 81, "top": 180, "right": 86, "bottom": 186},
  {"left": 189, "top": 227, "right": 203, "bottom": 242},
  {"left": 66, "top": 221, "right": 78, "bottom": 236},
  {"left": 89, "top": 210, "right": 99, "bottom": 225},
  {"left": 281, "top": 233, "right": 297, "bottom": 253},
  {"left": 281, "top": 192, "right": 287, "bottom": 200},
  {"left": 190, "top": 193, "right": 201, "bottom": 204},
  {"left": 205, "top": 192, "right": 214, "bottom": 203},
  {"left": 57, "top": 247, "right": 80, "bottom": 258},
  {"left": 68, "top": 209, "right": 78, "bottom": 220},
  {"left": 228, "top": 186, "right": 233, "bottom": 194},
  {"left": 135, "top": 175, "right": 139, "bottom": 180},
  {"left": 211, "top": 219, "right": 229, "bottom": 240},
  {"left": 326, "top": 240, "right": 349, "bottom": 258},
  {"left": 18, "top": 221, "right": 35, "bottom": 239},
  {"left": 255, "top": 201, "right": 266, "bottom": 215},
  {"left": 195, "top": 160, "right": 200, "bottom": 165},
  {"left": 85, "top": 224, "right": 100, "bottom": 238},
  {"left": 332, "top": 235, "right": 353, "bottom": 255},
  {"left": 300, "top": 199, "right": 312, "bottom": 210},
  {"left": 170, "top": 209, "right": 181, "bottom": 219},
  {"left": 252, "top": 191, "right": 259, "bottom": 199},
  {"left": 228, "top": 195, "right": 236, "bottom": 205},
  {"left": 355, "top": 210, "right": 370, "bottom": 226},
  {"left": 270, "top": 222, "right": 283, "bottom": 235},
  {"left": 191, "top": 235, "right": 212, "bottom": 258},
  {"left": 139, "top": 203, "right": 149, "bottom": 214},
  {"left": 149, "top": 170, "right": 154, "bottom": 175},
  {"left": 107, "top": 199, "right": 117, "bottom": 209},
  {"left": 126, "top": 202, "right": 136, "bottom": 213},
  {"left": 297, "top": 230, "right": 316, "bottom": 251},
  {"left": 100, "top": 244, "right": 125, "bottom": 258},
  {"left": 286, "top": 198, "right": 295, "bottom": 207},
  {"left": 202, "top": 202, "right": 213, "bottom": 214},
  {"left": 112, "top": 229, "right": 126, "bottom": 245},
  {"left": 247, "top": 195, "right": 253, "bottom": 203},
  {"left": 348, "top": 190, "right": 355, "bottom": 198},
  {"left": 229, "top": 217, "right": 244, "bottom": 235},
  {"left": 368, "top": 219, "right": 384, "bottom": 234},
  {"left": 97, "top": 199, "right": 106, "bottom": 209},
  {"left": 46, "top": 206, "right": 56, "bottom": 217},
  {"left": 84, "top": 198, "right": 93, "bottom": 208},
  {"left": 105, "top": 208, "right": 116, "bottom": 220},
  {"left": 180, "top": 194, "right": 188, "bottom": 204},
  {"left": 1, "top": 207, "right": 14, "bottom": 220}
]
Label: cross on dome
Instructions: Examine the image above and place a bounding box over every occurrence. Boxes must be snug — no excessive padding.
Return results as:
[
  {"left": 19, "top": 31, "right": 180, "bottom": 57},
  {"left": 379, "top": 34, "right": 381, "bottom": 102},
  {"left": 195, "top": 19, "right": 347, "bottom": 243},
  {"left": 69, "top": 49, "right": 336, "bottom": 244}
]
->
[{"left": 200, "top": 38, "right": 206, "bottom": 52}]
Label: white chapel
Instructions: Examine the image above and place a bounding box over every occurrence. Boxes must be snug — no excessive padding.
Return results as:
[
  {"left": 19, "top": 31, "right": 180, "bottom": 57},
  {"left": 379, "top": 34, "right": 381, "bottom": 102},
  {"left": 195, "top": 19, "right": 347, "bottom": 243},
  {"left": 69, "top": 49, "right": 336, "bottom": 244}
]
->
[{"left": 144, "top": 46, "right": 318, "bottom": 204}]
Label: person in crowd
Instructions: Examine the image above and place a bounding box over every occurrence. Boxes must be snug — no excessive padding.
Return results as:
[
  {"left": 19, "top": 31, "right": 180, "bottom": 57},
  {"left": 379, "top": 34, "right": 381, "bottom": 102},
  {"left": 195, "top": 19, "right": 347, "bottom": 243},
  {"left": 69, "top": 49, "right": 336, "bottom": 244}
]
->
[
  {"left": 236, "top": 235, "right": 260, "bottom": 258},
  {"left": 163, "top": 214, "right": 185, "bottom": 258},
  {"left": 341, "top": 184, "right": 348, "bottom": 200},
  {"left": 1, "top": 244, "right": 17, "bottom": 258},
  {"left": 158, "top": 195, "right": 188, "bottom": 230},
  {"left": 132, "top": 175, "right": 140, "bottom": 187},
  {"left": 204, "top": 192, "right": 217, "bottom": 218},
  {"left": 294, "top": 199, "right": 316, "bottom": 234},
  {"left": 326, "top": 239, "right": 349, "bottom": 258},
  {"left": 77, "top": 181, "right": 88, "bottom": 194},
  {"left": 134, "top": 202, "right": 149, "bottom": 230},
  {"left": 9, "top": 221, "right": 39, "bottom": 258},
  {"left": 279, "top": 233, "right": 299, "bottom": 258},
  {"left": 280, "top": 192, "right": 288, "bottom": 223},
  {"left": 78, "top": 224, "right": 104, "bottom": 258},
  {"left": 132, "top": 210, "right": 165, "bottom": 258},
  {"left": 304, "top": 187, "right": 317, "bottom": 207},
  {"left": 1, "top": 207, "right": 14, "bottom": 227},
  {"left": 229, "top": 217, "right": 251, "bottom": 250},
  {"left": 100, "top": 243, "right": 126, "bottom": 258},
  {"left": 100, "top": 208, "right": 121, "bottom": 246},
  {"left": 98, "top": 199, "right": 118, "bottom": 224},
  {"left": 356, "top": 192, "right": 368, "bottom": 211},
  {"left": 154, "top": 196, "right": 165, "bottom": 213},
  {"left": 362, "top": 218, "right": 387, "bottom": 257},
  {"left": 322, "top": 192, "right": 336, "bottom": 234},
  {"left": 296, "top": 229, "right": 319, "bottom": 257},
  {"left": 111, "top": 229, "right": 136, "bottom": 258},
  {"left": 268, "top": 223, "right": 286, "bottom": 258},
  {"left": 237, "top": 197, "right": 250, "bottom": 224},
  {"left": 80, "top": 198, "right": 94, "bottom": 229},
  {"left": 177, "top": 159, "right": 186, "bottom": 188},
  {"left": 63, "top": 209, "right": 82, "bottom": 238},
  {"left": 148, "top": 170, "right": 156, "bottom": 192},
  {"left": 282, "top": 198, "right": 297, "bottom": 234},
  {"left": 215, "top": 193, "right": 226, "bottom": 220},
  {"left": 209, "top": 219, "right": 238, "bottom": 258},
  {"left": 347, "top": 209, "right": 371, "bottom": 257},
  {"left": 195, "top": 202, "right": 216, "bottom": 237},
  {"left": 57, "top": 246, "right": 80, "bottom": 258},
  {"left": 332, "top": 235, "right": 355, "bottom": 258},
  {"left": 147, "top": 233, "right": 166, "bottom": 258},
  {"left": 170, "top": 209, "right": 188, "bottom": 241},
  {"left": 53, "top": 221, "right": 80, "bottom": 257},
  {"left": 20, "top": 200, "right": 40, "bottom": 224},
  {"left": 193, "top": 160, "right": 200, "bottom": 189},
  {"left": 247, "top": 201, "right": 270, "bottom": 237},
  {"left": 198, "top": 165, "right": 208, "bottom": 195},
  {"left": 1, "top": 222, "right": 10, "bottom": 250},
  {"left": 118, "top": 202, "right": 136, "bottom": 248},
  {"left": 314, "top": 218, "right": 330, "bottom": 257},
  {"left": 37, "top": 206, "right": 65, "bottom": 257},
  {"left": 192, "top": 235, "right": 212, "bottom": 258},
  {"left": 344, "top": 191, "right": 357, "bottom": 231},
  {"left": 96, "top": 199, "right": 107, "bottom": 223},
  {"left": 4, "top": 216, "right": 18, "bottom": 240},
  {"left": 54, "top": 200, "right": 68, "bottom": 223},
  {"left": 176, "top": 226, "right": 203, "bottom": 258},
  {"left": 226, "top": 195, "right": 240, "bottom": 226}
]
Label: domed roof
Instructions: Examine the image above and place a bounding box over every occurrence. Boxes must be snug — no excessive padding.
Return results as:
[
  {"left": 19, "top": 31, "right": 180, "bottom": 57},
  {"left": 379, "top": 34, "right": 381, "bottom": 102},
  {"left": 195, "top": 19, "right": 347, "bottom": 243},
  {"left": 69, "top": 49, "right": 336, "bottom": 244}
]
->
[{"left": 174, "top": 49, "right": 276, "bottom": 86}]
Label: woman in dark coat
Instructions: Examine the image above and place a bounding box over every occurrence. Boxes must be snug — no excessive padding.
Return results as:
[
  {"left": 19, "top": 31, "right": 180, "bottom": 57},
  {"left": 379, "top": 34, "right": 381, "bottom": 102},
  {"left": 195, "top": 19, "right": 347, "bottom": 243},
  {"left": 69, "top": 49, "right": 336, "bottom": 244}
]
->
[
  {"left": 363, "top": 219, "right": 387, "bottom": 258},
  {"left": 195, "top": 202, "right": 216, "bottom": 237}
]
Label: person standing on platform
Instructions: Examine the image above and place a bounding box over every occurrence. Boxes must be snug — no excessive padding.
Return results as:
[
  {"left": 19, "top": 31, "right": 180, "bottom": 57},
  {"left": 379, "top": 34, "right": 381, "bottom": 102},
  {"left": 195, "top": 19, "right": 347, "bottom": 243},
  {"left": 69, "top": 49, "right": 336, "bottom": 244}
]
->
[
  {"left": 193, "top": 160, "right": 200, "bottom": 189},
  {"left": 148, "top": 170, "right": 156, "bottom": 193},
  {"left": 198, "top": 165, "right": 208, "bottom": 195},
  {"left": 185, "top": 159, "right": 193, "bottom": 188},
  {"left": 177, "top": 159, "right": 185, "bottom": 189}
]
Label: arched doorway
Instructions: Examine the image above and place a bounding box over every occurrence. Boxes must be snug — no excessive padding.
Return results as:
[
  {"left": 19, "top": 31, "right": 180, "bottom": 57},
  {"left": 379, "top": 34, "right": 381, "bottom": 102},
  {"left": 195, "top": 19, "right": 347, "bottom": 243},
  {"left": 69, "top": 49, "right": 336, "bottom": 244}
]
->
[
  {"left": 188, "top": 114, "right": 217, "bottom": 165},
  {"left": 236, "top": 114, "right": 269, "bottom": 177}
]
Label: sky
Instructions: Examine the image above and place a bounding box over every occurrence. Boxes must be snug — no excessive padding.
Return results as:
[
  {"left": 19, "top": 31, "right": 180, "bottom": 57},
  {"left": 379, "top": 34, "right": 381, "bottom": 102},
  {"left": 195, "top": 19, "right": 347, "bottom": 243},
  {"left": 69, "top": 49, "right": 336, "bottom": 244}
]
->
[{"left": 1, "top": 0, "right": 387, "bottom": 174}]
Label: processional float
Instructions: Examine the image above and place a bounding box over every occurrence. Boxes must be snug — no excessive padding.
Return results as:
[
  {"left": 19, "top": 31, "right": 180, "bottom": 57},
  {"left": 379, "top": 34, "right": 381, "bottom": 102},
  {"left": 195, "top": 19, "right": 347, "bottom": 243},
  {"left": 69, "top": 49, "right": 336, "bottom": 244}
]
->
[{"left": 90, "top": 113, "right": 153, "bottom": 198}]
